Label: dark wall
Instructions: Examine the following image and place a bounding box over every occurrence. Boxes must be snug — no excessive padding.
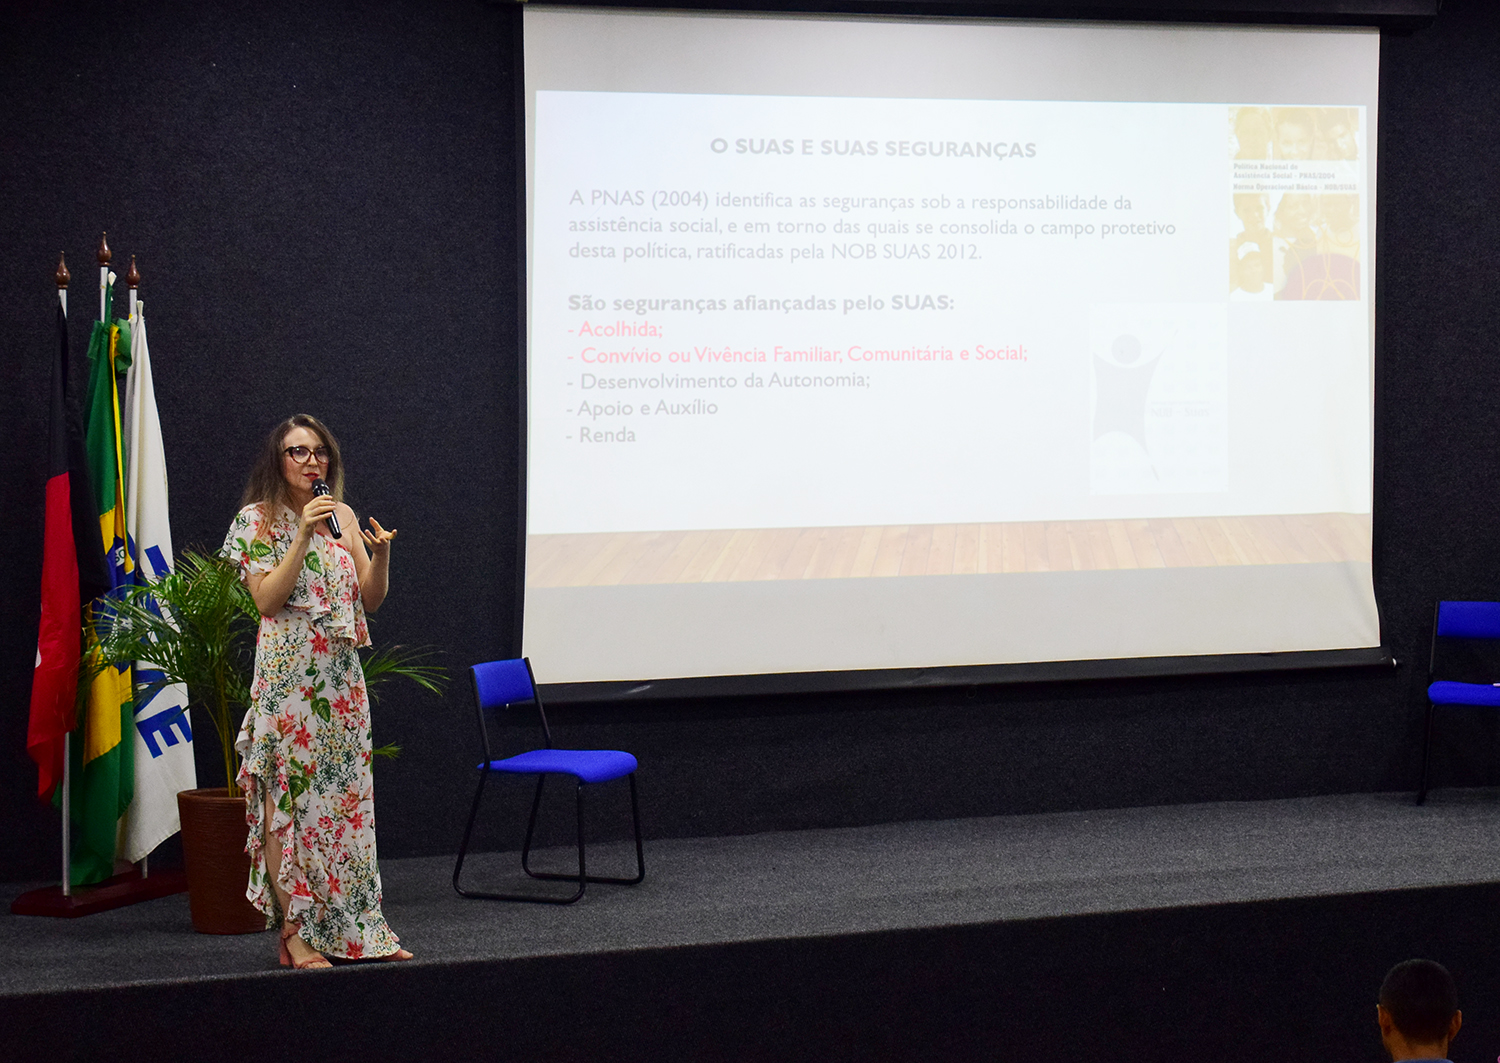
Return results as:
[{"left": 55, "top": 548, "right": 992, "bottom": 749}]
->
[
  {"left": 2, "top": 0, "right": 1498, "bottom": 882},
  {"left": 0, "top": 0, "right": 517, "bottom": 879}
]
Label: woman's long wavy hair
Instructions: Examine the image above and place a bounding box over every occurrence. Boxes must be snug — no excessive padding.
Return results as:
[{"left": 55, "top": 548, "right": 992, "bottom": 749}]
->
[{"left": 240, "top": 414, "right": 346, "bottom": 511}]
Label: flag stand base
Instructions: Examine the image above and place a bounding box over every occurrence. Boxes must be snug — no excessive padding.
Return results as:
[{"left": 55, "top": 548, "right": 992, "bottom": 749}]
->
[{"left": 10, "top": 866, "right": 187, "bottom": 918}]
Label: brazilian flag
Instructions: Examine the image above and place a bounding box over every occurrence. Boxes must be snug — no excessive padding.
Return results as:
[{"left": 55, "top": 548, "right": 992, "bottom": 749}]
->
[{"left": 70, "top": 282, "right": 135, "bottom": 885}]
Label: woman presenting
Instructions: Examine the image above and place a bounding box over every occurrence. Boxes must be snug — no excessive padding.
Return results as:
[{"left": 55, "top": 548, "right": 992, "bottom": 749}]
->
[{"left": 222, "top": 414, "right": 413, "bottom": 969}]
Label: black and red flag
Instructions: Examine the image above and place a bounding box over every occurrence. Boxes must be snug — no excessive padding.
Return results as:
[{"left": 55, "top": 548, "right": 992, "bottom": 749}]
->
[{"left": 28, "top": 283, "right": 110, "bottom": 800}]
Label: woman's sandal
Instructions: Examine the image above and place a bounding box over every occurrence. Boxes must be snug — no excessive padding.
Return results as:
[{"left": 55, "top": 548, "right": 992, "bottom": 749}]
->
[{"left": 279, "top": 923, "right": 333, "bottom": 970}]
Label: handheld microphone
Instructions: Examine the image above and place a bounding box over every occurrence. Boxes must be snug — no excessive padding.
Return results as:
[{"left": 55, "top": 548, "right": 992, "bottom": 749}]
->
[{"left": 311, "top": 478, "right": 342, "bottom": 538}]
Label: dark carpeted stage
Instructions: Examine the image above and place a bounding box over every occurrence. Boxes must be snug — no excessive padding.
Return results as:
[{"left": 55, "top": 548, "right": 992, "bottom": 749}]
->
[
  {"left": 5, "top": 791, "right": 1499, "bottom": 1062},
  {"left": 3, "top": 0, "right": 1497, "bottom": 1059}
]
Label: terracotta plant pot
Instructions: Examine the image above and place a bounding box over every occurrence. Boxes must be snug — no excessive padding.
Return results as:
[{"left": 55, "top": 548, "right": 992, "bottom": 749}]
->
[{"left": 177, "top": 788, "right": 265, "bottom": 934}]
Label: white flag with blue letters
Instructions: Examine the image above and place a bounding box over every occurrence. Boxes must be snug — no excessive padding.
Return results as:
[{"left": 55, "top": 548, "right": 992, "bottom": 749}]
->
[{"left": 120, "top": 300, "right": 197, "bottom": 863}]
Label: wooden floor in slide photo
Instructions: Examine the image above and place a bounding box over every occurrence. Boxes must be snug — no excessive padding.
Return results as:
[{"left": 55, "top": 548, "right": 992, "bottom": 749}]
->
[{"left": 526, "top": 513, "right": 1372, "bottom": 589}]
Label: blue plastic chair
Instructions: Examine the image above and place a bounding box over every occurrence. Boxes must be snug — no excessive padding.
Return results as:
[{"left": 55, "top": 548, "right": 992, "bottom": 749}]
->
[
  {"left": 1420, "top": 601, "right": 1500, "bottom": 803},
  {"left": 452, "top": 658, "right": 644, "bottom": 903}
]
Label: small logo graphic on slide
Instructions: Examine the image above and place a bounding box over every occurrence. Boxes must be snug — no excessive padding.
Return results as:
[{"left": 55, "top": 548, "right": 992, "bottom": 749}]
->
[{"left": 1090, "top": 305, "right": 1228, "bottom": 496}]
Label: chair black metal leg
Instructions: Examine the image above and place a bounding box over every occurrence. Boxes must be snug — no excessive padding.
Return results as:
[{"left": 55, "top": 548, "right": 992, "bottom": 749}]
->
[
  {"left": 454, "top": 771, "right": 583, "bottom": 904},
  {"left": 458, "top": 771, "right": 646, "bottom": 902},
  {"left": 522, "top": 773, "right": 646, "bottom": 886},
  {"left": 452, "top": 770, "right": 491, "bottom": 896},
  {"left": 627, "top": 774, "right": 646, "bottom": 884},
  {"left": 1417, "top": 700, "right": 1437, "bottom": 805},
  {"left": 587, "top": 773, "right": 645, "bottom": 885},
  {"left": 519, "top": 775, "right": 548, "bottom": 873},
  {"left": 576, "top": 781, "right": 588, "bottom": 892}
]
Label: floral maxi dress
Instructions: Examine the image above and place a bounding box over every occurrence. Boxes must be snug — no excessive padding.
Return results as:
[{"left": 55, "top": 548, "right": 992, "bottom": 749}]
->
[{"left": 223, "top": 503, "right": 401, "bottom": 959}]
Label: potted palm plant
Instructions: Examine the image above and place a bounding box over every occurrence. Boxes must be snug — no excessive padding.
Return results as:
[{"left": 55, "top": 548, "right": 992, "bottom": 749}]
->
[{"left": 90, "top": 548, "right": 443, "bottom": 933}]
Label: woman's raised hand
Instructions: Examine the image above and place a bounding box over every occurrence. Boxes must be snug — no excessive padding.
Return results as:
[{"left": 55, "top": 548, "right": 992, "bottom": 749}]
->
[
  {"left": 361, "top": 517, "right": 397, "bottom": 557},
  {"left": 299, "top": 494, "right": 340, "bottom": 540}
]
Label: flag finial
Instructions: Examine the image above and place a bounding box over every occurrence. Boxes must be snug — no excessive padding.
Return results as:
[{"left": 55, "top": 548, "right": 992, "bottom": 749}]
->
[
  {"left": 126, "top": 255, "right": 140, "bottom": 290},
  {"left": 97, "top": 233, "right": 111, "bottom": 266},
  {"left": 55, "top": 253, "right": 70, "bottom": 289}
]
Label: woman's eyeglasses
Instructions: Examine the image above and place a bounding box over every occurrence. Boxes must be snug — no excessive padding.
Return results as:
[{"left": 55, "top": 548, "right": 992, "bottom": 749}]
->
[{"left": 284, "top": 445, "right": 331, "bottom": 465}]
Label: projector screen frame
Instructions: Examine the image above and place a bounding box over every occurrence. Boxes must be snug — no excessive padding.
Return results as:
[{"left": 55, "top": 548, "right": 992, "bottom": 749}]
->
[
  {"left": 512, "top": 11, "right": 532, "bottom": 664},
  {"left": 545, "top": 0, "right": 1436, "bottom": 30},
  {"left": 513, "top": 0, "right": 1398, "bottom": 704},
  {"left": 537, "top": 646, "right": 1395, "bottom": 704}
]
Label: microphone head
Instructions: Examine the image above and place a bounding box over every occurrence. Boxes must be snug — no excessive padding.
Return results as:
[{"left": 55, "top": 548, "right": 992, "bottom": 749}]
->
[{"left": 311, "top": 477, "right": 330, "bottom": 496}]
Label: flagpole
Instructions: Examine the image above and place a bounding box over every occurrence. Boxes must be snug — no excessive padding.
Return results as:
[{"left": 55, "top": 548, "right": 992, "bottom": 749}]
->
[
  {"left": 126, "top": 256, "right": 144, "bottom": 881},
  {"left": 97, "top": 233, "right": 110, "bottom": 323},
  {"left": 94, "top": 238, "right": 112, "bottom": 891},
  {"left": 126, "top": 256, "right": 138, "bottom": 323},
  {"left": 85, "top": 237, "right": 115, "bottom": 893},
  {"left": 56, "top": 254, "right": 73, "bottom": 899}
]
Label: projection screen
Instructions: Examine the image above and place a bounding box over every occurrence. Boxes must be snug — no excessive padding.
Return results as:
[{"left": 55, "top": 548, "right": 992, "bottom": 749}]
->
[{"left": 521, "top": 7, "right": 1380, "bottom": 688}]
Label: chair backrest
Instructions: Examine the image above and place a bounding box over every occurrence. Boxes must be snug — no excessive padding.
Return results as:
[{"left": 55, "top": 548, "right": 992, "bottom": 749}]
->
[
  {"left": 1429, "top": 601, "right": 1500, "bottom": 685},
  {"left": 1436, "top": 601, "right": 1500, "bottom": 639},
  {"left": 469, "top": 658, "right": 553, "bottom": 759},
  {"left": 472, "top": 658, "right": 536, "bottom": 710}
]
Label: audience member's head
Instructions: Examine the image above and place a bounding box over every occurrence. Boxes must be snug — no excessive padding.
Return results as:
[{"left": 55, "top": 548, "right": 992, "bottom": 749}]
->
[{"left": 1377, "top": 959, "right": 1461, "bottom": 1062}]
